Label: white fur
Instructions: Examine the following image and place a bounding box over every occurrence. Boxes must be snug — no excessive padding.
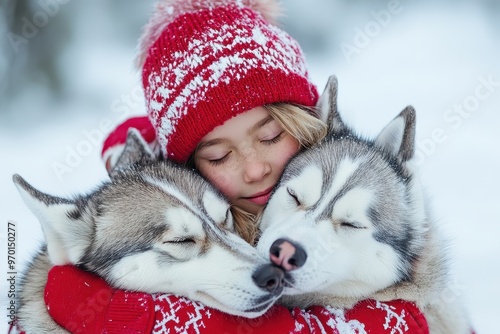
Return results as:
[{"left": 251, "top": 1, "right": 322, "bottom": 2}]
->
[
  {"left": 14, "top": 183, "right": 91, "bottom": 265},
  {"left": 288, "top": 166, "right": 323, "bottom": 207},
  {"left": 333, "top": 187, "right": 374, "bottom": 228},
  {"left": 374, "top": 116, "right": 405, "bottom": 156},
  {"left": 313, "top": 158, "right": 360, "bottom": 222},
  {"left": 202, "top": 190, "right": 229, "bottom": 223}
]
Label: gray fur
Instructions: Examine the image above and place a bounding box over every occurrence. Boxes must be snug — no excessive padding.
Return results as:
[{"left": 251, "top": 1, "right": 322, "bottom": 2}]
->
[
  {"left": 17, "top": 248, "right": 68, "bottom": 333},
  {"left": 109, "top": 127, "right": 157, "bottom": 178}
]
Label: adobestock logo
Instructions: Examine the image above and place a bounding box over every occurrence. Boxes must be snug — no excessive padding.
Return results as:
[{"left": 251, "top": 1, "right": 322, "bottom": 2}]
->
[
  {"left": 442, "top": 74, "right": 499, "bottom": 129},
  {"left": 413, "top": 74, "right": 499, "bottom": 165},
  {"left": 51, "top": 121, "right": 116, "bottom": 181},
  {"left": 51, "top": 84, "right": 144, "bottom": 182},
  {"left": 340, "top": 0, "right": 405, "bottom": 63}
]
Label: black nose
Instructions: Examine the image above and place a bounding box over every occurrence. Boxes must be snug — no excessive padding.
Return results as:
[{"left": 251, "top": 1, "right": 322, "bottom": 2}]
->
[
  {"left": 252, "top": 264, "right": 285, "bottom": 296},
  {"left": 269, "top": 238, "right": 307, "bottom": 271}
]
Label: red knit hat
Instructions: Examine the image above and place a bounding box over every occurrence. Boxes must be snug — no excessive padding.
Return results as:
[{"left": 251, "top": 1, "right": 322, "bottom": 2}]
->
[{"left": 138, "top": 0, "right": 318, "bottom": 163}]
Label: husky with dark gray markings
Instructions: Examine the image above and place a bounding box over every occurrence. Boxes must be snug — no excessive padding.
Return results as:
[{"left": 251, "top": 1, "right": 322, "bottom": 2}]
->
[
  {"left": 257, "top": 76, "right": 473, "bottom": 333},
  {"left": 14, "top": 129, "right": 284, "bottom": 333}
]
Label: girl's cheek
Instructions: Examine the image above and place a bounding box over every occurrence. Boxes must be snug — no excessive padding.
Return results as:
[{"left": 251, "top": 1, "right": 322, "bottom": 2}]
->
[
  {"left": 199, "top": 166, "right": 236, "bottom": 199},
  {"left": 274, "top": 137, "right": 300, "bottom": 171}
]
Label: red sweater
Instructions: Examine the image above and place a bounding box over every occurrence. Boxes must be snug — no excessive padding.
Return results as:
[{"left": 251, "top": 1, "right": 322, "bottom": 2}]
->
[{"left": 39, "top": 265, "right": 429, "bottom": 334}]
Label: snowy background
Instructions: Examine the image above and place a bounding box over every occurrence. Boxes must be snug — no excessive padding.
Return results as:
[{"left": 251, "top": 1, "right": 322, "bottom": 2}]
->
[{"left": 1, "top": 0, "right": 499, "bottom": 332}]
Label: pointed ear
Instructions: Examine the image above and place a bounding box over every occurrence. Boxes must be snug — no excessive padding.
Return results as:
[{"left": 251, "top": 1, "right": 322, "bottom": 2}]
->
[
  {"left": 110, "top": 128, "right": 156, "bottom": 178},
  {"left": 316, "top": 75, "right": 348, "bottom": 136},
  {"left": 374, "top": 106, "right": 416, "bottom": 162},
  {"left": 13, "top": 174, "right": 93, "bottom": 265}
]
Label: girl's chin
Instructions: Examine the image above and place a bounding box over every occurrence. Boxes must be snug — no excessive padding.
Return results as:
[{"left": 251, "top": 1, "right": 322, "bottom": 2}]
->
[{"left": 235, "top": 200, "right": 265, "bottom": 216}]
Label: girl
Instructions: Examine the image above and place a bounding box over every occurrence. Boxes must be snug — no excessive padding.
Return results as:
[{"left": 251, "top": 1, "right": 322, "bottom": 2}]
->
[{"left": 42, "top": 1, "right": 430, "bottom": 333}]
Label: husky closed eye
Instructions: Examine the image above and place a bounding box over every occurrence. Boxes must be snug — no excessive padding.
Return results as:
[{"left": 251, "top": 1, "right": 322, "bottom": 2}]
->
[
  {"left": 164, "top": 237, "right": 196, "bottom": 244},
  {"left": 287, "top": 187, "right": 301, "bottom": 206},
  {"left": 340, "top": 221, "right": 365, "bottom": 229}
]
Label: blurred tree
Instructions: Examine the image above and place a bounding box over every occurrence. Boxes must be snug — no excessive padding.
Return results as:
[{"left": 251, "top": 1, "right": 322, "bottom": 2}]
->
[
  {"left": 1, "top": 0, "right": 73, "bottom": 106},
  {"left": 0, "top": 0, "right": 157, "bottom": 115}
]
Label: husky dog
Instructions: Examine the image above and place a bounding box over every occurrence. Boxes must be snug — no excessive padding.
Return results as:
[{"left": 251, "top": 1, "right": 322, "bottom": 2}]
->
[
  {"left": 257, "top": 76, "right": 472, "bottom": 333},
  {"left": 14, "top": 130, "right": 284, "bottom": 333}
]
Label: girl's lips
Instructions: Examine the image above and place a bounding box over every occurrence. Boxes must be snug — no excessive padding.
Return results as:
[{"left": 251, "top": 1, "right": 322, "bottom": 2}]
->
[{"left": 244, "top": 188, "right": 273, "bottom": 206}]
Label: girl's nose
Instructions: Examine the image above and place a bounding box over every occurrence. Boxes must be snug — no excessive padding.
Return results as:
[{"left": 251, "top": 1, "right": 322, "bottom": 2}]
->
[{"left": 242, "top": 150, "right": 271, "bottom": 183}]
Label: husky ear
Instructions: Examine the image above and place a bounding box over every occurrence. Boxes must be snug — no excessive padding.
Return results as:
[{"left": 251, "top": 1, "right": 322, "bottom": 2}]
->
[
  {"left": 374, "top": 106, "right": 416, "bottom": 162},
  {"left": 316, "top": 75, "right": 349, "bottom": 137},
  {"left": 13, "top": 175, "right": 93, "bottom": 265},
  {"left": 110, "top": 128, "right": 156, "bottom": 178}
]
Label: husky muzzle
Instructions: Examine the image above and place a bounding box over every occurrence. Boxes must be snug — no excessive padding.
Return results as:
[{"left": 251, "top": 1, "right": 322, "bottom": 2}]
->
[{"left": 252, "top": 264, "right": 286, "bottom": 296}]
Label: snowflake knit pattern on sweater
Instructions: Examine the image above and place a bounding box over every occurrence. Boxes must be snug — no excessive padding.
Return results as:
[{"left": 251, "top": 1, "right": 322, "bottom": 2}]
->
[{"left": 150, "top": 293, "right": 429, "bottom": 334}]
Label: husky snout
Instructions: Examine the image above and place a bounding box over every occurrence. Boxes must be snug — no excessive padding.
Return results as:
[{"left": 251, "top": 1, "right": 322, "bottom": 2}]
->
[
  {"left": 269, "top": 238, "right": 307, "bottom": 271},
  {"left": 252, "top": 264, "right": 285, "bottom": 295}
]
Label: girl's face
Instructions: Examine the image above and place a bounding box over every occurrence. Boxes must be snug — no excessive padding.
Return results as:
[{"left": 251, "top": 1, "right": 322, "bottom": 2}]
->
[{"left": 194, "top": 106, "right": 300, "bottom": 215}]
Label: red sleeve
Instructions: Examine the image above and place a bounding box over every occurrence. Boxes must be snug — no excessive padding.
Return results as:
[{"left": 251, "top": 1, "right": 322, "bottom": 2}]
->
[
  {"left": 344, "top": 299, "right": 429, "bottom": 333},
  {"left": 101, "top": 116, "right": 158, "bottom": 171},
  {"left": 45, "top": 265, "right": 155, "bottom": 334},
  {"left": 150, "top": 294, "right": 430, "bottom": 334},
  {"left": 306, "top": 299, "right": 429, "bottom": 334},
  {"left": 45, "top": 266, "right": 430, "bottom": 334},
  {"left": 152, "top": 294, "right": 299, "bottom": 333}
]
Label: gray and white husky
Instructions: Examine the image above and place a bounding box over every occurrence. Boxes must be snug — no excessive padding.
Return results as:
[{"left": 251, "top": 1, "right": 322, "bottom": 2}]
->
[
  {"left": 14, "top": 130, "right": 284, "bottom": 333},
  {"left": 256, "top": 76, "right": 472, "bottom": 333}
]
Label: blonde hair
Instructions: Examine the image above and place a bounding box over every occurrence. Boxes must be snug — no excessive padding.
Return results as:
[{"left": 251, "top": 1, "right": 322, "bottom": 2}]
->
[
  {"left": 264, "top": 103, "right": 327, "bottom": 149},
  {"left": 188, "top": 103, "right": 327, "bottom": 244}
]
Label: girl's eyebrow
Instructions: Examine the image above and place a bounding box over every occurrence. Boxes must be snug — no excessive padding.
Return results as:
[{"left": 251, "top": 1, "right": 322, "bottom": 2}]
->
[
  {"left": 196, "top": 138, "right": 226, "bottom": 151},
  {"left": 197, "top": 116, "right": 275, "bottom": 152},
  {"left": 247, "top": 116, "right": 274, "bottom": 135}
]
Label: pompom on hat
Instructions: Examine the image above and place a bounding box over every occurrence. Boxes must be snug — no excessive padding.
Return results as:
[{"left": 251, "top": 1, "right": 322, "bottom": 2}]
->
[{"left": 138, "top": 0, "right": 319, "bottom": 163}]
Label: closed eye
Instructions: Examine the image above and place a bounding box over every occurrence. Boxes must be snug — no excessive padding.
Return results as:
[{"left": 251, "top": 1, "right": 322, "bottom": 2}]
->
[
  {"left": 261, "top": 132, "right": 284, "bottom": 145},
  {"left": 208, "top": 153, "right": 230, "bottom": 166},
  {"left": 164, "top": 237, "right": 196, "bottom": 244},
  {"left": 340, "top": 221, "right": 365, "bottom": 229},
  {"left": 287, "top": 187, "right": 301, "bottom": 206}
]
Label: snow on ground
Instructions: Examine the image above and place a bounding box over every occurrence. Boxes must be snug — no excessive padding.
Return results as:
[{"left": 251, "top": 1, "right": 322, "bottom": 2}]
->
[{"left": 1, "top": 2, "right": 499, "bottom": 333}]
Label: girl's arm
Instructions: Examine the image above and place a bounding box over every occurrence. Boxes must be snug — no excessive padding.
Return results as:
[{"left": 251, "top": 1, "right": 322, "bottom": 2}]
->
[
  {"left": 150, "top": 294, "right": 429, "bottom": 334},
  {"left": 45, "top": 265, "right": 430, "bottom": 334},
  {"left": 44, "top": 265, "right": 155, "bottom": 333}
]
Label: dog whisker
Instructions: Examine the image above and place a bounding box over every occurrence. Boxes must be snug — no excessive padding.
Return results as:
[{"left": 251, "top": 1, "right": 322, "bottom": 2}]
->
[
  {"left": 112, "top": 267, "right": 137, "bottom": 282},
  {"left": 283, "top": 279, "right": 301, "bottom": 291}
]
